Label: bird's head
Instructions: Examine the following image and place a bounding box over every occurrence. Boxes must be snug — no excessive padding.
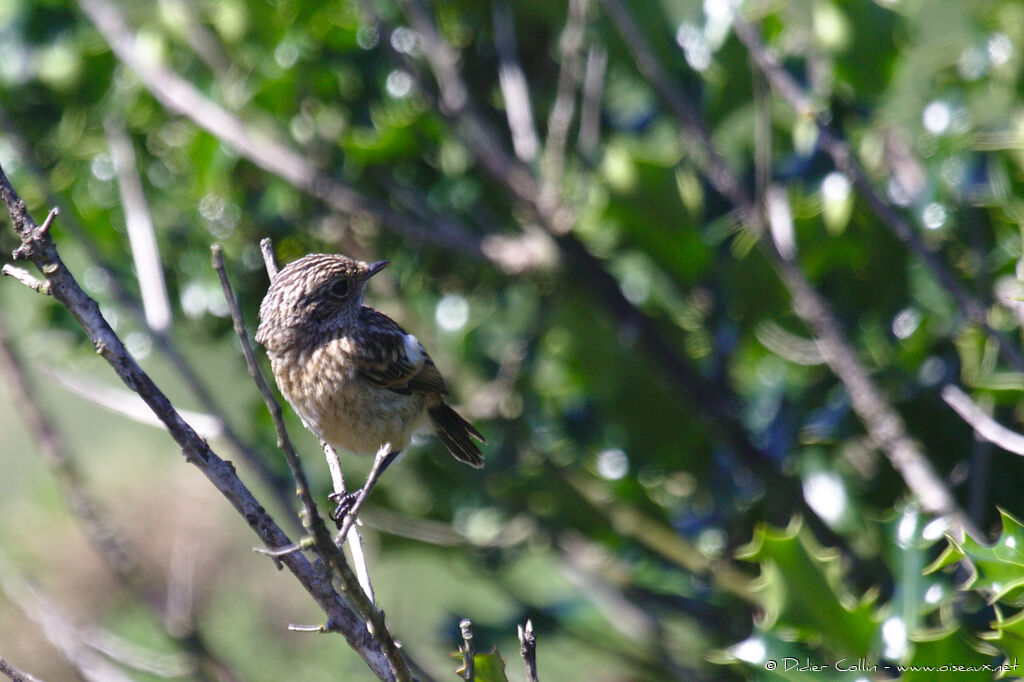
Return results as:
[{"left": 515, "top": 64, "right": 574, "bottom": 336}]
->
[{"left": 255, "top": 253, "right": 389, "bottom": 351}]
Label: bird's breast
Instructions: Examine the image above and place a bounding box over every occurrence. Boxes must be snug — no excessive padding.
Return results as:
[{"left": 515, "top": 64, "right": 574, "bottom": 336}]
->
[{"left": 269, "top": 337, "right": 427, "bottom": 456}]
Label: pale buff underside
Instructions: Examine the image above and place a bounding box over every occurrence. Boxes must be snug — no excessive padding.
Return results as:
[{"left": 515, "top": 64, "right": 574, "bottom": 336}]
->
[{"left": 269, "top": 336, "right": 430, "bottom": 456}]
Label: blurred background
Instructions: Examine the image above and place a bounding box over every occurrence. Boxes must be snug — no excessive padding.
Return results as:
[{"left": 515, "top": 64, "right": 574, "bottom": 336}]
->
[{"left": 3, "top": 0, "right": 1024, "bottom": 679}]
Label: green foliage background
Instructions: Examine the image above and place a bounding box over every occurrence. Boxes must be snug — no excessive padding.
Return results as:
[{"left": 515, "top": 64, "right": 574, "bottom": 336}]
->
[{"left": 2, "top": 0, "right": 1024, "bottom": 680}]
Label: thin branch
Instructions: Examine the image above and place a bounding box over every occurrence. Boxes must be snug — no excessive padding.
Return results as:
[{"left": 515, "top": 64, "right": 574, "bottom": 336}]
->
[
  {"left": 211, "top": 245, "right": 325, "bottom": 534},
  {"left": 942, "top": 384, "right": 1024, "bottom": 455},
  {"left": 0, "top": 166, "right": 395, "bottom": 681},
  {"left": 334, "top": 445, "right": 395, "bottom": 548},
  {"left": 160, "top": 0, "right": 232, "bottom": 76},
  {"left": 77, "top": 0, "right": 484, "bottom": 260},
  {"left": 517, "top": 620, "right": 538, "bottom": 682},
  {"left": 556, "top": 533, "right": 656, "bottom": 643},
  {"left": 577, "top": 45, "right": 607, "bottom": 158},
  {"left": 2, "top": 264, "right": 51, "bottom": 294},
  {"left": 754, "top": 321, "right": 825, "bottom": 365},
  {"left": 565, "top": 471, "right": 756, "bottom": 604},
  {"left": 458, "top": 619, "right": 475, "bottom": 682},
  {"left": 731, "top": 17, "right": 1024, "bottom": 375},
  {"left": 105, "top": 116, "right": 172, "bottom": 333},
  {"left": 323, "top": 441, "right": 376, "bottom": 604},
  {"left": 541, "top": 0, "right": 588, "bottom": 187},
  {"left": 40, "top": 364, "right": 224, "bottom": 438},
  {"left": 259, "top": 237, "right": 279, "bottom": 280},
  {"left": 83, "top": 627, "right": 192, "bottom": 678},
  {"left": 597, "top": 0, "right": 978, "bottom": 539},
  {"left": 0, "top": 656, "right": 44, "bottom": 682},
  {"left": 492, "top": 1, "right": 539, "bottom": 162}
]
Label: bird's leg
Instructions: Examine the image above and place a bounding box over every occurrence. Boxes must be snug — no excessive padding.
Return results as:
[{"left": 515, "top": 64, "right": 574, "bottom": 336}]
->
[{"left": 330, "top": 447, "right": 400, "bottom": 531}]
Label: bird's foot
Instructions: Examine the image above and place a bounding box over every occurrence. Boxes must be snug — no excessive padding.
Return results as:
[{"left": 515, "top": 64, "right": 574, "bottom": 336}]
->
[{"left": 329, "top": 490, "right": 361, "bottom": 527}]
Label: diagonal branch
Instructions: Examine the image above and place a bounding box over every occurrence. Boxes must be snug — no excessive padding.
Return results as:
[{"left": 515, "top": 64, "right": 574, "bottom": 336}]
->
[
  {"left": 0, "top": 656, "right": 43, "bottom": 682},
  {"left": 0, "top": 105, "right": 301, "bottom": 530},
  {"left": 0, "top": 164, "right": 397, "bottom": 681},
  {"left": 942, "top": 384, "right": 1024, "bottom": 456},
  {"left": 105, "top": 116, "right": 172, "bottom": 334}
]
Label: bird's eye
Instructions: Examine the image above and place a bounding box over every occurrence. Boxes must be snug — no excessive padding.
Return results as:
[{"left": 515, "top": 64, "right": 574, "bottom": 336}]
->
[{"left": 328, "top": 279, "right": 349, "bottom": 299}]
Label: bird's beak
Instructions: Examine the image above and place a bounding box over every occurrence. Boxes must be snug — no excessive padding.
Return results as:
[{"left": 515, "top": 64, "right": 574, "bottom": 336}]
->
[{"left": 365, "top": 260, "right": 390, "bottom": 280}]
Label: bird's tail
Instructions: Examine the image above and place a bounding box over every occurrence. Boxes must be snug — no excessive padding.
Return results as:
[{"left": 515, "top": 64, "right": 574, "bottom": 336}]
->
[{"left": 428, "top": 403, "right": 485, "bottom": 468}]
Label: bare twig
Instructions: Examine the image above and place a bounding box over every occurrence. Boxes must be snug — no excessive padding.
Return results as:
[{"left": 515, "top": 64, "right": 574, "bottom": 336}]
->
[
  {"left": 0, "top": 166, "right": 395, "bottom": 680},
  {"left": 259, "top": 237, "right": 279, "bottom": 280},
  {"left": 211, "top": 245, "right": 325, "bottom": 534},
  {"left": 597, "top": 0, "right": 978, "bottom": 539},
  {"left": 0, "top": 656, "right": 44, "bottom": 682},
  {"left": 492, "top": 0, "right": 539, "bottom": 162},
  {"left": 556, "top": 532, "right": 656, "bottom": 642},
  {"left": 78, "top": 0, "right": 484, "bottom": 259},
  {"left": 458, "top": 619, "right": 475, "bottom": 682},
  {"left": 517, "top": 620, "right": 538, "bottom": 682},
  {"left": 541, "top": 0, "right": 588, "bottom": 187},
  {"left": 40, "top": 364, "right": 224, "bottom": 438},
  {"left": 323, "top": 441, "right": 376, "bottom": 604},
  {"left": 754, "top": 321, "right": 825, "bottom": 365},
  {"left": 942, "top": 385, "right": 1024, "bottom": 456},
  {"left": 731, "top": 17, "right": 1024, "bottom": 375},
  {"left": 577, "top": 45, "right": 607, "bottom": 157},
  {"left": 160, "top": 0, "right": 232, "bottom": 76},
  {"left": 105, "top": 116, "right": 172, "bottom": 333},
  {"left": 83, "top": 627, "right": 192, "bottom": 678},
  {"left": 2, "top": 264, "right": 51, "bottom": 294}
]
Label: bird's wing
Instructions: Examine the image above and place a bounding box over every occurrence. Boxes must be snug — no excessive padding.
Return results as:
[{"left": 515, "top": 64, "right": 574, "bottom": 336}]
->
[{"left": 355, "top": 307, "right": 449, "bottom": 395}]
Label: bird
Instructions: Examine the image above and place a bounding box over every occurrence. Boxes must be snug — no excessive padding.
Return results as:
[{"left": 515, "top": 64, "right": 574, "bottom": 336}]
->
[{"left": 255, "top": 253, "right": 484, "bottom": 518}]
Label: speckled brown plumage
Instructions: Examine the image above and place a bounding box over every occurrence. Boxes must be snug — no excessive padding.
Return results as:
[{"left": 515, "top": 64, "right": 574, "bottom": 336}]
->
[{"left": 255, "top": 253, "right": 484, "bottom": 467}]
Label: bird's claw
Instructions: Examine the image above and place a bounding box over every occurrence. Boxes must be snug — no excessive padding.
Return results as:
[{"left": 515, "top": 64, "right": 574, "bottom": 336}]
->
[{"left": 329, "top": 490, "right": 360, "bottom": 527}]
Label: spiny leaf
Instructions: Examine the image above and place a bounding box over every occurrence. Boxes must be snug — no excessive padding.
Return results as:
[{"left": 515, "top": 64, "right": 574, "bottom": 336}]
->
[
  {"left": 737, "top": 517, "right": 876, "bottom": 658},
  {"left": 979, "top": 606, "right": 1024, "bottom": 676},
  {"left": 928, "top": 510, "right": 1024, "bottom": 604}
]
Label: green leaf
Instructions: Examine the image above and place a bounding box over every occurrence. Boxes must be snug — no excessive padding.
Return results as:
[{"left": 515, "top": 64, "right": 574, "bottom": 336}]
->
[
  {"left": 737, "top": 518, "right": 876, "bottom": 658},
  {"left": 931, "top": 510, "right": 1024, "bottom": 603},
  {"left": 901, "top": 626, "right": 995, "bottom": 681}
]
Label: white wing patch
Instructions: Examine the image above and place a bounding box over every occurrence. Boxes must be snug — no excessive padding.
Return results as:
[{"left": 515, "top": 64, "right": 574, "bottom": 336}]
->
[{"left": 403, "top": 333, "right": 425, "bottom": 372}]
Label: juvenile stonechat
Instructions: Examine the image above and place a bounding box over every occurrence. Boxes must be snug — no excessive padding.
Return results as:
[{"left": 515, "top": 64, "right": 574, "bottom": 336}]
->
[{"left": 255, "top": 253, "right": 484, "bottom": 513}]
